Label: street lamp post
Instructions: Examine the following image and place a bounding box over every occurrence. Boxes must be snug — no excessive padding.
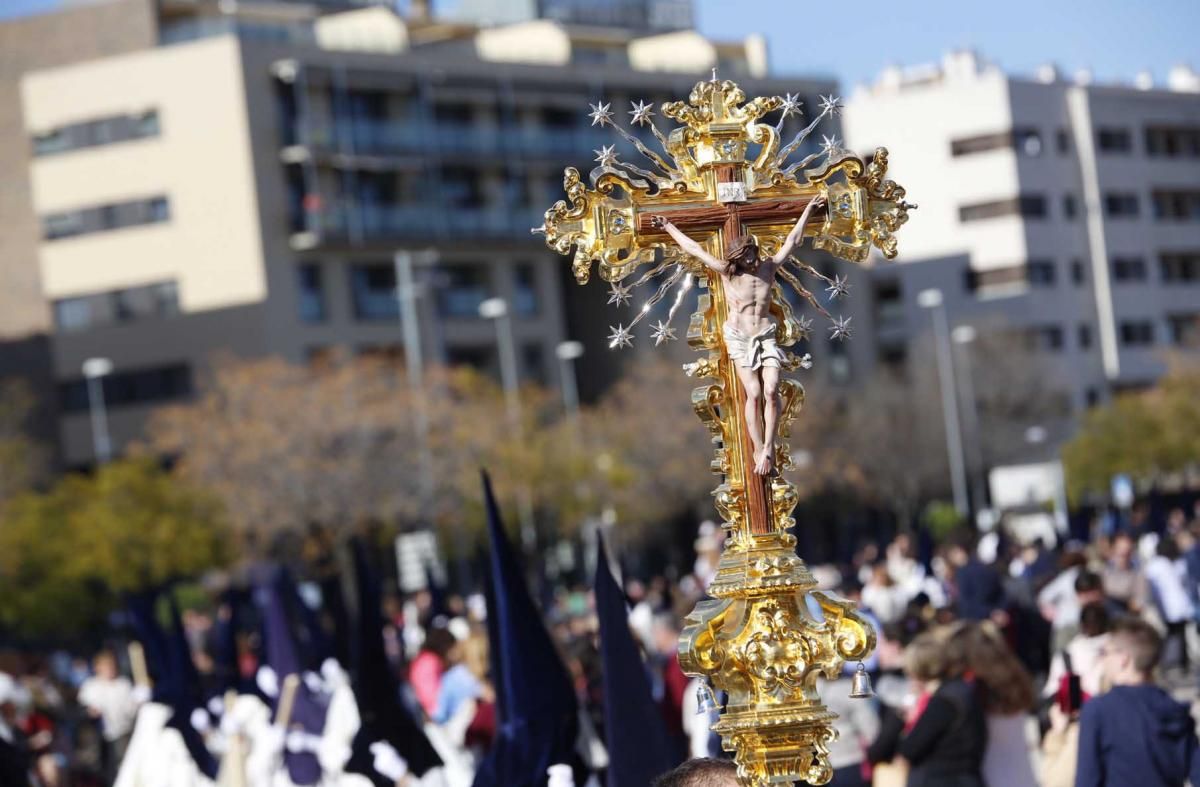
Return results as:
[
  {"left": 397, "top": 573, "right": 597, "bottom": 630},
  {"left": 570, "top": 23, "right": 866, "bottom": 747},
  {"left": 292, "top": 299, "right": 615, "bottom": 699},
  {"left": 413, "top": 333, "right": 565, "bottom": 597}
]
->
[
  {"left": 951, "top": 324, "right": 987, "bottom": 515},
  {"left": 82, "top": 357, "right": 114, "bottom": 464},
  {"left": 394, "top": 250, "right": 437, "bottom": 515},
  {"left": 917, "top": 289, "right": 969, "bottom": 517},
  {"left": 479, "top": 297, "right": 536, "bottom": 549},
  {"left": 555, "top": 340, "right": 584, "bottom": 430}
]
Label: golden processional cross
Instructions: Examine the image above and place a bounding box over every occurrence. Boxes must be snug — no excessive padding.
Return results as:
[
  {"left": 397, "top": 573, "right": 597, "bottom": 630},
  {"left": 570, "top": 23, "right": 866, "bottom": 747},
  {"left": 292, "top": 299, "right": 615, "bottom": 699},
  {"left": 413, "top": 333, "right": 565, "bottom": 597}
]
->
[{"left": 535, "top": 74, "right": 914, "bottom": 786}]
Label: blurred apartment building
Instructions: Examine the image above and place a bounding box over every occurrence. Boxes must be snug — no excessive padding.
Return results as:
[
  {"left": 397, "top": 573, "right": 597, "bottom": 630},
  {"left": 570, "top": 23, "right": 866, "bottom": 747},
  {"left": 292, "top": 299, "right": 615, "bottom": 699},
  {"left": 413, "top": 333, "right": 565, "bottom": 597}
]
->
[
  {"left": 842, "top": 51, "right": 1200, "bottom": 425},
  {"left": 1, "top": 0, "right": 836, "bottom": 466}
]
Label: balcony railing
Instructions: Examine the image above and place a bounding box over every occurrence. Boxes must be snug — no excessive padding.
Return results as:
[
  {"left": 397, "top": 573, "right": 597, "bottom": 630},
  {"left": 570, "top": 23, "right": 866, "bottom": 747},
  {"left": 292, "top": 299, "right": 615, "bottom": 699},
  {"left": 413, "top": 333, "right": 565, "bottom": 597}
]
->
[
  {"left": 294, "top": 119, "right": 617, "bottom": 160},
  {"left": 299, "top": 201, "right": 545, "bottom": 243}
]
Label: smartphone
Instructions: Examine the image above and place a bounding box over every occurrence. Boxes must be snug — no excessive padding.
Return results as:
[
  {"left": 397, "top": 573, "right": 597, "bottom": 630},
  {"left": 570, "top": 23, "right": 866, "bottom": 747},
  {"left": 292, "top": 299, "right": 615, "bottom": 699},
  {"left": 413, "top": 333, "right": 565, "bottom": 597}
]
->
[{"left": 1058, "top": 673, "right": 1083, "bottom": 715}]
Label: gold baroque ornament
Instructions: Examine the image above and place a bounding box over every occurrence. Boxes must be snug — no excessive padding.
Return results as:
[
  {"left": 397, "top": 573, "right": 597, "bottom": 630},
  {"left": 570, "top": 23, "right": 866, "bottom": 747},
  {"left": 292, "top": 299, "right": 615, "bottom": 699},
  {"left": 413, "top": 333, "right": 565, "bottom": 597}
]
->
[{"left": 534, "top": 75, "right": 910, "bottom": 786}]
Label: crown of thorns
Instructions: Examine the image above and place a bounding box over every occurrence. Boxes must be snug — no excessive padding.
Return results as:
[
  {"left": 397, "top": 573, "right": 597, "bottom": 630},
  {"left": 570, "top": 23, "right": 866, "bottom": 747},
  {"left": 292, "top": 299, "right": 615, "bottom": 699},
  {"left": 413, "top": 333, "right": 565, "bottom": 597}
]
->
[{"left": 728, "top": 236, "right": 758, "bottom": 259}]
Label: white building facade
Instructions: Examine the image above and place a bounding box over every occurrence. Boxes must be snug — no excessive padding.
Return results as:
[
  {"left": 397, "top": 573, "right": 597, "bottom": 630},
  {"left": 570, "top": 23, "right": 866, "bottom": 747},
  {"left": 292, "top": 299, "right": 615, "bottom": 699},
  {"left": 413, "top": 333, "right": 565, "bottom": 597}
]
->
[{"left": 844, "top": 51, "right": 1200, "bottom": 411}]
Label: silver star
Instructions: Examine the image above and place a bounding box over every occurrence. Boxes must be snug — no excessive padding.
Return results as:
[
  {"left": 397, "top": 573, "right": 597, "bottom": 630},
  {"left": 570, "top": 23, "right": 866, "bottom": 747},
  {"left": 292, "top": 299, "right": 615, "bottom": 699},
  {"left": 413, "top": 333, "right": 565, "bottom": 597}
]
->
[
  {"left": 608, "top": 323, "right": 634, "bottom": 349},
  {"left": 825, "top": 274, "right": 850, "bottom": 300},
  {"left": 588, "top": 101, "right": 613, "bottom": 127},
  {"left": 606, "top": 282, "right": 633, "bottom": 307},
  {"left": 780, "top": 92, "right": 803, "bottom": 117},
  {"left": 820, "top": 134, "right": 843, "bottom": 156},
  {"left": 651, "top": 320, "right": 677, "bottom": 345},
  {"left": 594, "top": 144, "right": 618, "bottom": 167},
  {"left": 797, "top": 314, "right": 814, "bottom": 340},
  {"left": 829, "top": 315, "right": 852, "bottom": 341},
  {"left": 818, "top": 94, "right": 843, "bottom": 117},
  {"left": 629, "top": 100, "right": 655, "bottom": 126}
]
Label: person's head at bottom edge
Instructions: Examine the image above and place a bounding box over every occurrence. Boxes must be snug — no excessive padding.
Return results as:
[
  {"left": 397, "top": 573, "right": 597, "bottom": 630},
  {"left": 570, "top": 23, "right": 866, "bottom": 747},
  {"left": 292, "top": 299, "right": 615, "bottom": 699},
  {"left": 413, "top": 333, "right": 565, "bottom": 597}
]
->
[{"left": 653, "top": 757, "right": 739, "bottom": 787}]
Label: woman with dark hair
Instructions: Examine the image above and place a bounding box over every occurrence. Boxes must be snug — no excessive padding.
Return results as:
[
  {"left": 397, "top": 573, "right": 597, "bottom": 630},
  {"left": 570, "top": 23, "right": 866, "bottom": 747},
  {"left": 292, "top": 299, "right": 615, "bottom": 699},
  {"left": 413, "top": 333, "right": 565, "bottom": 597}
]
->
[
  {"left": 868, "top": 629, "right": 988, "bottom": 787},
  {"left": 955, "top": 623, "right": 1037, "bottom": 787}
]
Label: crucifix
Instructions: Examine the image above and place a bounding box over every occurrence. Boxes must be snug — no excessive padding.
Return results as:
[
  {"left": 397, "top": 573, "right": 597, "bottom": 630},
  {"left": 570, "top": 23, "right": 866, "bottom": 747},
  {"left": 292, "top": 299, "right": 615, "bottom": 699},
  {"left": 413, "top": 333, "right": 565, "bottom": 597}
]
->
[
  {"left": 535, "top": 75, "right": 913, "bottom": 786},
  {"left": 652, "top": 192, "right": 825, "bottom": 478},
  {"left": 645, "top": 183, "right": 825, "bottom": 536}
]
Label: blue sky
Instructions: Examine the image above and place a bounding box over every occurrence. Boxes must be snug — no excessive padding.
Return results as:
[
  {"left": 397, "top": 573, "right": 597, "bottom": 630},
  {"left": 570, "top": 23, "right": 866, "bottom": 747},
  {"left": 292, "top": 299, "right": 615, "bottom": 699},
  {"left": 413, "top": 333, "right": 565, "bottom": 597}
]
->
[
  {"left": 694, "top": 0, "right": 1200, "bottom": 89},
  {"left": 4, "top": 0, "right": 1197, "bottom": 91}
]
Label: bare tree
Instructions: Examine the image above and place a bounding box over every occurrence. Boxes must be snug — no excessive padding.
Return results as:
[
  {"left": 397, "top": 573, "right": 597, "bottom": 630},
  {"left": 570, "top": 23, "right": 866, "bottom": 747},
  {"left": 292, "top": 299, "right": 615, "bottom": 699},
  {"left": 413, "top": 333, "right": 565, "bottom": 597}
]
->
[{"left": 0, "top": 378, "right": 48, "bottom": 508}]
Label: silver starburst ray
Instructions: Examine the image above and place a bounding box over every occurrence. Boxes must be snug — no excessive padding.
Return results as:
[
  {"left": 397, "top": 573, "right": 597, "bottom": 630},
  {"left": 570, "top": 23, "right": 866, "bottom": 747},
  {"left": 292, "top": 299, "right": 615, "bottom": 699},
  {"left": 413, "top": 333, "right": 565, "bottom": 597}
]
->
[{"left": 576, "top": 84, "right": 858, "bottom": 352}]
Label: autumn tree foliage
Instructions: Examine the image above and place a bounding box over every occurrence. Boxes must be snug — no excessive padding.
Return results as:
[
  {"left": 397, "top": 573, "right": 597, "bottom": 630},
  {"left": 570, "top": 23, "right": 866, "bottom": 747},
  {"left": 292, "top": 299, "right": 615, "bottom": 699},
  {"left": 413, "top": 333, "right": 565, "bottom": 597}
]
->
[{"left": 1063, "top": 356, "right": 1200, "bottom": 502}]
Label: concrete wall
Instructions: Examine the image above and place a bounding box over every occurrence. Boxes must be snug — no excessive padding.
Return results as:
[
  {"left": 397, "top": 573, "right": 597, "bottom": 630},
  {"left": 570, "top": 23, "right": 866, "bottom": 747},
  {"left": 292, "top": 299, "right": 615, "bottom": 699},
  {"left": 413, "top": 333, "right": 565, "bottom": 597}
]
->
[{"left": 0, "top": 0, "right": 157, "bottom": 339}]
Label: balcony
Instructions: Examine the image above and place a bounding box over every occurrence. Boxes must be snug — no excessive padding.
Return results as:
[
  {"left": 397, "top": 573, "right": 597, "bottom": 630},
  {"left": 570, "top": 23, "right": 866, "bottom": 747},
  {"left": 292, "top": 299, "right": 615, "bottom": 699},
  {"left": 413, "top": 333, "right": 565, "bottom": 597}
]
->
[
  {"left": 290, "top": 119, "right": 616, "bottom": 161},
  {"left": 293, "top": 201, "right": 545, "bottom": 247}
]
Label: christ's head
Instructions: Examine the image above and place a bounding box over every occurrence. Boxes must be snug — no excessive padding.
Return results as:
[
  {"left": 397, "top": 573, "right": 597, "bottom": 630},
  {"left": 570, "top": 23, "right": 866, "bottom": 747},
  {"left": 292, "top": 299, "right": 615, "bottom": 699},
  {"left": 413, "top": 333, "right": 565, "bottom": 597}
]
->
[{"left": 725, "top": 236, "right": 760, "bottom": 274}]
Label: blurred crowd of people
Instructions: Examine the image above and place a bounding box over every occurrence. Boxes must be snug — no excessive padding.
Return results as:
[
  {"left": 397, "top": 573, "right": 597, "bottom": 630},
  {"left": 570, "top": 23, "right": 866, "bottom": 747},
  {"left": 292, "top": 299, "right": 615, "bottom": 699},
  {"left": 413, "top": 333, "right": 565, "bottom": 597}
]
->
[{"left": 3, "top": 501, "right": 1200, "bottom": 786}]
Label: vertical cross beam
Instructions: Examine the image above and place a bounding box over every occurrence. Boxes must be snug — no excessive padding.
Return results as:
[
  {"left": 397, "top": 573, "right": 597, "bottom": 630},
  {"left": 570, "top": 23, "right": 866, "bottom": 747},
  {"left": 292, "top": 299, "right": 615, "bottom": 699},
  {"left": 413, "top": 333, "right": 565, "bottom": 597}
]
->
[{"left": 712, "top": 165, "right": 773, "bottom": 536}]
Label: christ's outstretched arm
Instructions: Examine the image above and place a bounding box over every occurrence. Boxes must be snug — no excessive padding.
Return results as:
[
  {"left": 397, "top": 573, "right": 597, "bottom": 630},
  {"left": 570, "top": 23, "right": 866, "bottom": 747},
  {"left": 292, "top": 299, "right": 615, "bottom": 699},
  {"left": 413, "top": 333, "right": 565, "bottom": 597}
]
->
[
  {"left": 652, "top": 216, "right": 725, "bottom": 274},
  {"left": 771, "top": 194, "right": 826, "bottom": 265}
]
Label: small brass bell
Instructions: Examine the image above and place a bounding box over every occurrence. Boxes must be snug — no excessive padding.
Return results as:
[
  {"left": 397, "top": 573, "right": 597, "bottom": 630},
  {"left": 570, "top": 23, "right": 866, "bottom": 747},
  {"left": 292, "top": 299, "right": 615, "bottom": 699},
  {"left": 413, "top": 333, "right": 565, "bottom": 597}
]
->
[
  {"left": 849, "top": 662, "right": 874, "bottom": 699},
  {"left": 695, "top": 681, "right": 722, "bottom": 714}
]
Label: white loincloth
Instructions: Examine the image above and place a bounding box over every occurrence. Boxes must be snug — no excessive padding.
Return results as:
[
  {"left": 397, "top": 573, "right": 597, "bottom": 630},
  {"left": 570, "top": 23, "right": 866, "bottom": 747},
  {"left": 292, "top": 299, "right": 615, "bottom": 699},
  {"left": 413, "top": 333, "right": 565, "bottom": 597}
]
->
[{"left": 723, "top": 323, "right": 783, "bottom": 370}]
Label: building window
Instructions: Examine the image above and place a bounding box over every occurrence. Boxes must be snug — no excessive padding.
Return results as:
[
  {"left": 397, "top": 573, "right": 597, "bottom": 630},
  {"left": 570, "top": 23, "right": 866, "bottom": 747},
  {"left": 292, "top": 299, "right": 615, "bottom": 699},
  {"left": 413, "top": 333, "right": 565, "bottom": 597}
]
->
[
  {"left": 513, "top": 263, "right": 538, "bottom": 316},
  {"left": 1160, "top": 252, "right": 1200, "bottom": 283},
  {"left": 1056, "top": 128, "right": 1071, "bottom": 154},
  {"left": 349, "top": 263, "right": 398, "bottom": 321},
  {"left": 877, "top": 342, "right": 908, "bottom": 375},
  {"left": 59, "top": 363, "right": 192, "bottom": 413},
  {"left": 1071, "top": 259, "right": 1086, "bottom": 284},
  {"left": 965, "top": 264, "right": 1026, "bottom": 293},
  {"left": 828, "top": 336, "right": 850, "bottom": 383},
  {"left": 521, "top": 343, "right": 545, "bottom": 384},
  {"left": 1078, "top": 323, "right": 1092, "bottom": 349},
  {"left": 53, "top": 298, "right": 93, "bottom": 333},
  {"left": 950, "top": 130, "right": 1000, "bottom": 157},
  {"left": 114, "top": 281, "right": 178, "bottom": 322},
  {"left": 297, "top": 264, "right": 326, "bottom": 322},
  {"left": 52, "top": 280, "right": 178, "bottom": 333},
  {"left": 32, "top": 110, "right": 159, "bottom": 157},
  {"left": 1014, "top": 129, "right": 1042, "bottom": 156},
  {"left": 949, "top": 128, "right": 1040, "bottom": 157},
  {"left": 43, "top": 195, "right": 170, "bottom": 241},
  {"left": 873, "top": 279, "right": 904, "bottom": 326},
  {"left": 959, "top": 195, "right": 1046, "bottom": 222},
  {"left": 438, "top": 265, "right": 491, "bottom": 318},
  {"left": 1103, "top": 193, "right": 1140, "bottom": 218},
  {"left": 1144, "top": 126, "right": 1200, "bottom": 158},
  {"left": 1152, "top": 190, "right": 1200, "bottom": 221},
  {"left": 1028, "top": 325, "right": 1064, "bottom": 351},
  {"left": 440, "top": 166, "right": 485, "bottom": 209},
  {"left": 1119, "top": 321, "right": 1155, "bottom": 346},
  {"left": 1027, "top": 260, "right": 1057, "bottom": 286},
  {"left": 1062, "top": 194, "right": 1077, "bottom": 219},
  {"left": 1167, "top": 313, "right": 1200, "bottom": 346},
  {"left": 1111, "top": 257, "right": 1148, "bottom": 282},
  {"left": 1097, "top": 127, "right": 1132, "bottom": 153}
]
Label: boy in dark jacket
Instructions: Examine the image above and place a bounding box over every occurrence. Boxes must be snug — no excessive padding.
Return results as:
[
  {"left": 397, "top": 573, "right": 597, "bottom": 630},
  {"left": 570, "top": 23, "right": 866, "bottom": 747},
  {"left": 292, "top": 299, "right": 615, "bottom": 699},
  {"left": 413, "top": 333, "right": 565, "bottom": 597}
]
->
[{"left": 1075, "top": 618, "right": 1200, "bottom": 787}]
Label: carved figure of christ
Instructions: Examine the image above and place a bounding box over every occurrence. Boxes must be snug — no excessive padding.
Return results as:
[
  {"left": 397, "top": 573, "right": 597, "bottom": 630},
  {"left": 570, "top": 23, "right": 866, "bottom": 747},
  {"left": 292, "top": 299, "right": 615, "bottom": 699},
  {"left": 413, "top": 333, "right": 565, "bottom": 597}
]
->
[{"left": 652, "top": 194, "right": 824, "bottom": 475}]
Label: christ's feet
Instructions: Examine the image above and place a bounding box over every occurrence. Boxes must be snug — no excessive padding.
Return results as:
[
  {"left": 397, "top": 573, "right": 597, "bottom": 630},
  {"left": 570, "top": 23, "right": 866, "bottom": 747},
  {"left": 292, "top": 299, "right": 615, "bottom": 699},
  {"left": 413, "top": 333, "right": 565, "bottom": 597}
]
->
[{"left": 753, "top": 446, "right": 774, "bottom": 476}]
